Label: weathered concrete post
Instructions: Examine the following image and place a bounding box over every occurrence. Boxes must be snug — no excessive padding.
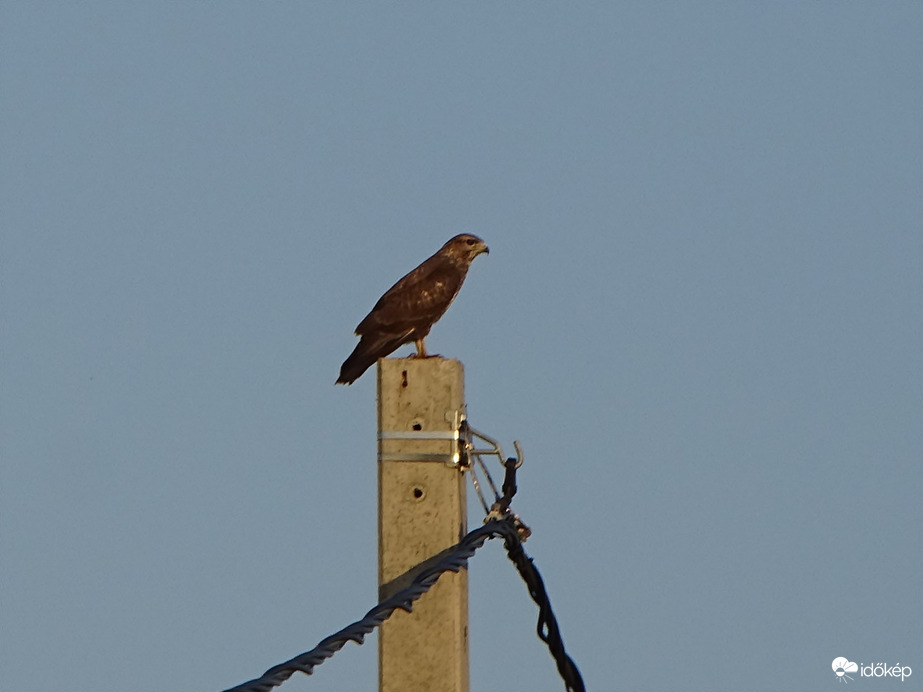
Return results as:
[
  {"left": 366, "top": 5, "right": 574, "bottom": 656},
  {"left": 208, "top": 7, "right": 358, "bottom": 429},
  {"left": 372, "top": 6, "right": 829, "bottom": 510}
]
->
[{"left": 377, "top": 357, "right": 469, "bottom": 692}]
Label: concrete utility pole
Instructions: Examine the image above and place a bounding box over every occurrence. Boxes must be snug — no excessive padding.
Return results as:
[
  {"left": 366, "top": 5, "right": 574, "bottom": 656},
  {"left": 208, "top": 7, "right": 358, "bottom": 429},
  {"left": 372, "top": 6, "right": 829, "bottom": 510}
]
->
[{"left": 377, "top": 357, "right": 469, "bottom": 692}]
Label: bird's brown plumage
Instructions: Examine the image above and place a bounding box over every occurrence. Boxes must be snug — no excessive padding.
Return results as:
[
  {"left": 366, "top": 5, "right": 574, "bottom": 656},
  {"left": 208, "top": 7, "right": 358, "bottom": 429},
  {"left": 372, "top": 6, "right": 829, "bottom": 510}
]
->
[{"left": 336, "top": 234, "right": 489, "bottom": 384}]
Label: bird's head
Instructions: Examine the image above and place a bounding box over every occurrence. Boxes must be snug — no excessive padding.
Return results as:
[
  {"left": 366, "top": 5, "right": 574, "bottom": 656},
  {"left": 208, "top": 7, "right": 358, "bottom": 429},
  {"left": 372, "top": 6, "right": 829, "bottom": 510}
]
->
[{"left": 443, "top": 233, "right": 489, "bottom": 264}]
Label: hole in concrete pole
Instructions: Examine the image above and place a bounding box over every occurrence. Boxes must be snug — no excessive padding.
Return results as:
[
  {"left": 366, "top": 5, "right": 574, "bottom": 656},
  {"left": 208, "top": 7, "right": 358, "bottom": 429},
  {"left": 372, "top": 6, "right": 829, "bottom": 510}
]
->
[{"left": 412, "top": 487, "right": 425, "bottom": 500}]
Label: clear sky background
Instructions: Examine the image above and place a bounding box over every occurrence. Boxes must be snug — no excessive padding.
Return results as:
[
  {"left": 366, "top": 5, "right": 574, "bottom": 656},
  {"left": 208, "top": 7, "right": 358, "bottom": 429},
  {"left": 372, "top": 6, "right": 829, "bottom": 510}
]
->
[{"left": 2, "top": 3, "right": 921, "bottom": 692}]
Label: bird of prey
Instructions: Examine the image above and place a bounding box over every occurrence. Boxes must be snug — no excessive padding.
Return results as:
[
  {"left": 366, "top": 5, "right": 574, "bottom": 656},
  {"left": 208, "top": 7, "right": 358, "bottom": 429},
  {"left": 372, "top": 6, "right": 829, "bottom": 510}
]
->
[{"left": 337, "top": 233, "right": 489, "bottom": 385}]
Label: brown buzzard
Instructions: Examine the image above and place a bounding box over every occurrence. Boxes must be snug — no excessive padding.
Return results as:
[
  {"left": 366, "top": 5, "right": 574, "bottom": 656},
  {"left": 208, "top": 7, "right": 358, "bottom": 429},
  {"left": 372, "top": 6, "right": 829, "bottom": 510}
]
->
[{"left": 337, "top": 233, "right": 489, "bottom": 385}]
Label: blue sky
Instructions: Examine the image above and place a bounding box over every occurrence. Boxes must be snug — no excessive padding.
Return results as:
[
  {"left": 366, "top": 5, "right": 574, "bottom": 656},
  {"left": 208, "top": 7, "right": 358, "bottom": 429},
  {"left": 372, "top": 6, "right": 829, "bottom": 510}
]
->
[{"left": 2, "top": 4, "right": 921, "bottom": 691}]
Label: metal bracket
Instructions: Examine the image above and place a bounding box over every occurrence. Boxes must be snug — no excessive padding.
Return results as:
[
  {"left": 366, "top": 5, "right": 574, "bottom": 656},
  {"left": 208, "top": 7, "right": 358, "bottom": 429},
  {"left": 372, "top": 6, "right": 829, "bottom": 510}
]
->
[
  {"left": 458, "top": 419, "right": 524, "bottom": 519},
  {"left": 378, "top": 428, "right": 462, "bottom": 465},
  {"left": 379, "top": 430, "right": 460, "bottom": 440}
]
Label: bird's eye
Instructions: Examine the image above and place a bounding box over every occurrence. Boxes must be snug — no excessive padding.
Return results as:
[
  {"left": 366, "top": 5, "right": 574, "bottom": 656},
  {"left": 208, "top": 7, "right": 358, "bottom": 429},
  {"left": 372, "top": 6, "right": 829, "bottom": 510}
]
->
[{"left": 465, "top": 238, "right": 476, "bottom": 245}]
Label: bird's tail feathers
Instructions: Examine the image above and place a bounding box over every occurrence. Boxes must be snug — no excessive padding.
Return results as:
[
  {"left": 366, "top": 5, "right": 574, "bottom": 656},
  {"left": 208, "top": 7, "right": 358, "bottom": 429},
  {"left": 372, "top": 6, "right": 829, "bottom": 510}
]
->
[{"left": 336, "top": 332, "right": 413, "bottom": 385}]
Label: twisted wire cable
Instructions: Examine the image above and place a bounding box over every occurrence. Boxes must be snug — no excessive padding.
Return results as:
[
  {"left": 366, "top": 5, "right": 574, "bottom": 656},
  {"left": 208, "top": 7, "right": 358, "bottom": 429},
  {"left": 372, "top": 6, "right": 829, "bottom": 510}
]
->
[
  {"left": 501, "top": 531, "right": 586, "bottom": 692},
  {"left": 221, "top": 519, "right": 518, "bottom": 692},
  {"left": 222, "top": 483, "right": 584, "bottom": 692}
]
